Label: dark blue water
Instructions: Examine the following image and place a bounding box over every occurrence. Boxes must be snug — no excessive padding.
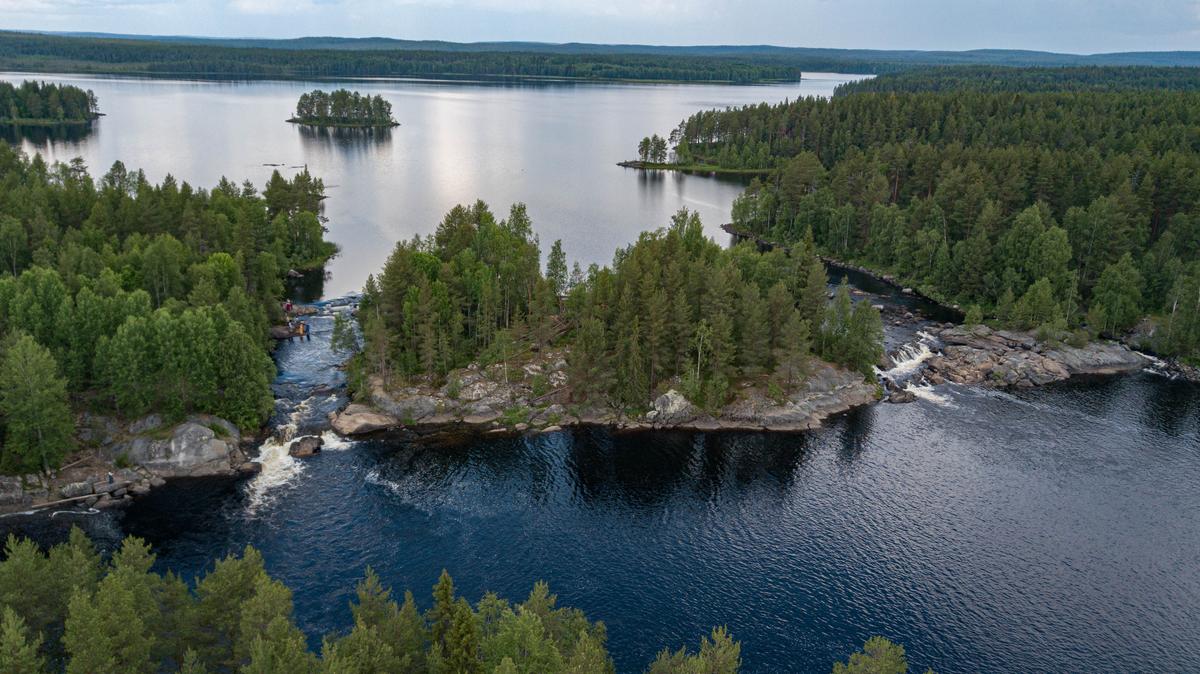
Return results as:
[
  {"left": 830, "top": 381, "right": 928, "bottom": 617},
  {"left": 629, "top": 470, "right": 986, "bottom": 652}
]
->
[{"left": 102, "top": 368, "right": 1198, "bottom": 674}]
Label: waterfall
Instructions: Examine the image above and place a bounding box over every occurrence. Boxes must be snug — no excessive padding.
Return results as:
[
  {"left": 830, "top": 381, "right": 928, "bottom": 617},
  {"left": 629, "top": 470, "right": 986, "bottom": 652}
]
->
[{"left": 878, "top": 330, "right": 940, "bottom": 382}]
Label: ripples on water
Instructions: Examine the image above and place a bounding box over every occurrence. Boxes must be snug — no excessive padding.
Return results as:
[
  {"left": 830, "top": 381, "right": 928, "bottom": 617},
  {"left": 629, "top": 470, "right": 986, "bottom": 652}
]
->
[{"left": 98, "top": 373, "right": 1200, "bottom": 674}]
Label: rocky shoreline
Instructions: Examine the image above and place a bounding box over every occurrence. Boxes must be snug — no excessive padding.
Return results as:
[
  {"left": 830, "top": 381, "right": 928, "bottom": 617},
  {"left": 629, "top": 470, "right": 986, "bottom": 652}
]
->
[
  {"left": 0, "top": 413, "right": 261, "bottom": 515},
  {"left": 330, "top": 351, "right": 880, "bottom": 439},
  {"left": 922, "top": 324, "right": 1149, "bottom": 388}
]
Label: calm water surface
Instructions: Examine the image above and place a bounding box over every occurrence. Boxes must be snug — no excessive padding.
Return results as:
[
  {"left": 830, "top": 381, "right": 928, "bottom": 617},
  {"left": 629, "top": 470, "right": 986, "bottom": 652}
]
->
[
  {"left": 2, "top": 72, "right": 1198, "bottom": 674},
  {"left": 0, "top": 71, "right": 862, "bottom": 297}
]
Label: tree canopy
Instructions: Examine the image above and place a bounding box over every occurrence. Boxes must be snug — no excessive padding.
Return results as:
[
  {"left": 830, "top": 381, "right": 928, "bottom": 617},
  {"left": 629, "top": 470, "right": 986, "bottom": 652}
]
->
[
  {"left": 0, "top": 81, "right": 99, "bottom": 126},
  {"left": 0, "top": 144, "right": 337, "bottom": 471},
  {"left": 659, "top": 69, "right": 1200, "bottom": 358}
]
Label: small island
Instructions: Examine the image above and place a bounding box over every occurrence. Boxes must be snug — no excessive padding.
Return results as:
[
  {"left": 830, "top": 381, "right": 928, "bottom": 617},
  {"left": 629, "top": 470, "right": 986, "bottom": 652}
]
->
[
  {"left": 618, "top": 133, "right": 772, "bottom": 175},
  {"left": 288, "top": 89, "right": 398, "bottom": 128},
  {"left": 0, "top": 80, "right": 99, "bottom": 127}
]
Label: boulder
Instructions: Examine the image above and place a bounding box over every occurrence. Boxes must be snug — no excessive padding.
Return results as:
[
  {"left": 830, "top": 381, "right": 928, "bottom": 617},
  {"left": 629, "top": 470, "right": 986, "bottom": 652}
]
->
[
  {"left": 60, "top": 479, "right": 94, "bottom": 496},
  {"left": 331, "top": 406, "right": 399, "bottom": 436},
  {"left": 122, "top": 422, "right": 234, "bottom": 477},
  {"left": 888, "top": 389, "right": 917, "bottom": 404},
  {"left": 289, "top": 436, "right": 323, "bottom": 458},
  {"left": 651, "top": 389, "right": 698, "bottom": 425}
]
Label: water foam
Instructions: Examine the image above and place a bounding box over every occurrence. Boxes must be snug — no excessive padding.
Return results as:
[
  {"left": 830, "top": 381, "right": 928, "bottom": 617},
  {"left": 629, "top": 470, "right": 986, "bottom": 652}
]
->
[
  {"left": 244, "top": 438, "right": 305, "bottom": 512},
  {"left": 904, "top": 383, "right": 955, "bottom": 407}
]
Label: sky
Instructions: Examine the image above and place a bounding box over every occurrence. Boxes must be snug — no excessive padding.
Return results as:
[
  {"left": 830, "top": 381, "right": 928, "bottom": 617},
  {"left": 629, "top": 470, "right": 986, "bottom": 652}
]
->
[{"left": 2, "top": 0, "right": 1200, "bottom": 53}]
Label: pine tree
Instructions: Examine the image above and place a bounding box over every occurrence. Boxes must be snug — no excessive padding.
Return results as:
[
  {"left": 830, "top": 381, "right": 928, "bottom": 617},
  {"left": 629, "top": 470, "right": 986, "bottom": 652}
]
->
[
  {"left": 443, "top": 599, "right": 482, "bottom": 674},
  {"left": 832, "top": 636, "right": 910, "bottom": 674},
  {"left": 429, "top": 569, "right": 458, "bottom": 651},
  {"left": 0, "top": 607, "right": 45, "bottom": 674},
  {"left": 0, "top": 332, "right": 73, "bottom": 473}
]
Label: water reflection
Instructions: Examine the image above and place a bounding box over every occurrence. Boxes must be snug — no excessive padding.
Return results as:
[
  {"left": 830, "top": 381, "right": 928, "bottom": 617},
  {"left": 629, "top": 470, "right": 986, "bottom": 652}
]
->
[
  {"left": 0, "top": 123, "right": 93, "bottom": 145},
  {"left": 295, "top": 124, "right": 394, "bottom": 148}
]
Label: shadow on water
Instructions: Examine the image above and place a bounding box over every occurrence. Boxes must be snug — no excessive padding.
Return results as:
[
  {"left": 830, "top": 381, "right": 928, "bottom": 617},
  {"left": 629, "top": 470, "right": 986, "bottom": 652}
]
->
[{"left": 0, "top": 124, "right": 94, "bottom": 145}]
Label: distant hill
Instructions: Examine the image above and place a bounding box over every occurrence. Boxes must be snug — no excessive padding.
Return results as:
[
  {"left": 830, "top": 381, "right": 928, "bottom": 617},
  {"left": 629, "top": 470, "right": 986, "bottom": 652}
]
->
[{"left": 47, "top": 31, "right": 1200, "bottom": 68}]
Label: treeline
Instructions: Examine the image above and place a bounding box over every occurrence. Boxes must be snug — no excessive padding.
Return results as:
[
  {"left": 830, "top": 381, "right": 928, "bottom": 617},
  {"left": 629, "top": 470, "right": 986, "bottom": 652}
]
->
[
  {"left": 664, "top": 86, "right": 1200, "bottom": 358},
  {"left": 0, "top": 32, "right": 805, "bottom": 84},
  {"left": 0, "top": 529, "right": 932, "bottom": 673},
  {"left": 0, "top": 81, "right": 99, "bottom": 125},
  {"left": 836, "top": 65, "right": 1200, "bottom": 95},
  {"left": 292, "top": 89, "right": 396, "bottom": 127},
  {"left": 0, "top": 144, "right": 337, "bottom": 473},
  {"left": 357, "top": 202, "right": 881, "bottom": 410}
]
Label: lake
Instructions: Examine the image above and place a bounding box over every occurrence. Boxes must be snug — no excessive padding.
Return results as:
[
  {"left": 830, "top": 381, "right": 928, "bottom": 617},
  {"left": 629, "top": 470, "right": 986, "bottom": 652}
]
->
[
  {"left": 0, "top": 71, "right": 863, "bottom": 298},
  {"left": 1, "top": 71, "right": 1198, "bottom": 674}
]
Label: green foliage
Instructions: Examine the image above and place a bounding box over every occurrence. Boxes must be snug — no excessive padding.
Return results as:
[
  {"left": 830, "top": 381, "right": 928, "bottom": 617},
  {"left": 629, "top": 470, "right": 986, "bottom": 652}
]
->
[
  {"left": 0, "top": 528, "right": 946, "bottom": 673},
  {"left": 293, "top": 89, "right": 395, "bottom": 127},
  {"left": 831, "top": 636, "right": 925, "bottom": 674},
  {"left": 676, "top": 81, "right": 1200, "bottom": 358},
  {"left": 0, "top": 607, "right": 45, "bottom": 674},
  {"left": 330, "top": 312, "right": 359, "bottom": 354},
  {"left": 963, "top": 305, "right": 983, "bottom": 326},
  {"left": 0, "top": 32, "right": 809, "bottom": 84},
  {"left": 0, "top": 80, "right": 98, "bottom": 124},
  {"left": 1090, "top": 254, "right": 1143, "bottom": 335},
  {"left": 647, "top": 626, "right": 741, "bottom": 674},
  {"left": 0, "top": 332, "right": 73, "bottom": 473},
  {"left": 818, "top": 281, "right": 883, "bottom": 377},
  {"left": 0, "top": 146, "right": 334, "bottom": 434}
]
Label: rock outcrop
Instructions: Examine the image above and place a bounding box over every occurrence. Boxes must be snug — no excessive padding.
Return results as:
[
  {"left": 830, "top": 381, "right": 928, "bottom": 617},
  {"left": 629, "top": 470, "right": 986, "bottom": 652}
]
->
[
  {"left": 330, "top": 404, "right": 399, "bottom": 436},
  {"left": 927, "top": 325, "right": 1146, "bottom": 388},
  {"left": 121, "top": 420, "right": 239, "bottom": 477}
]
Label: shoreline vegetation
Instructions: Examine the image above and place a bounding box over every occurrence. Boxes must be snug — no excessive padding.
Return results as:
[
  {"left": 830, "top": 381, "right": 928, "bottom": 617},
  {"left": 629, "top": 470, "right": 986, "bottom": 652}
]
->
[
  {"left": 0, "top": 80, "right": 100, "bottom": 128},
  {"left": 289, "top": 89, "right": 399, "bottom": 128},
  {"left": 635, "top": 64, "right": 1200, "bottom": 370},
  {"left": 0, "top": 528, "right": 935, "bottom": 673},
  {"left": 0, "top": 143, "right": 337, "bottom": 512},
  {"left": 333, "top": 201, "right": 888, "bottom": 440}
]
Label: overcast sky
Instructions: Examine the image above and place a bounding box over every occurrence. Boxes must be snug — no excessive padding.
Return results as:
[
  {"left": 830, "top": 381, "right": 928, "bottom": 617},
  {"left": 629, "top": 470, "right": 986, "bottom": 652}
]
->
[{"left": 2, "top": 0, "right": 1199, "bottom": 53}]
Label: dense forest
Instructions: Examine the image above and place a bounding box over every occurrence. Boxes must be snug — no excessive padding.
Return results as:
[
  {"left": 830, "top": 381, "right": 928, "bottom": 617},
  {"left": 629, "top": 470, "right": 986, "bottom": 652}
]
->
[
  {"left": 291, "top": 89, "right": 397, "bottom": 127},
  {"left": 356, "top": 202, "right": 881, "bottom": 410},
  {"left": 0, "top": 529, "right": 929, "bottom": 673},
  {"left": 658, "top": 70, "right": 1200, "bottom": 360},
  {"left": 0, "top": 81, "right": 99, "bottom": 126},
  {"left": 0, "top": 33, "right": 806, "bottom": 84},
  {"left": 835, "top": 65, "right": 1200, "bottom": 94},
  {"left": 0, "top": 144, "right": 337, "bottom": 473}
]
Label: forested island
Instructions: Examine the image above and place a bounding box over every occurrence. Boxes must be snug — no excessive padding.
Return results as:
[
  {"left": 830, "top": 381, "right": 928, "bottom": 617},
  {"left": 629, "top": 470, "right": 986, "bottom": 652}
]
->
[
  {"left": 0, "top": 143, "right": 336, "bottom": 481},
  {"left": 289, "top": 89, "right": 397, "bottom": 128},
  {"left": 637, "top": 65, "right": 1200, "bottom": 364},
  {"left": 0, "top": 80, "right": 99, "bottom": 127},
  {"left": 328, "top": 201, "right": 883, "bottom": 437},
  {"left": 0, "top": 528, "right": 930, "bottom": 673}
]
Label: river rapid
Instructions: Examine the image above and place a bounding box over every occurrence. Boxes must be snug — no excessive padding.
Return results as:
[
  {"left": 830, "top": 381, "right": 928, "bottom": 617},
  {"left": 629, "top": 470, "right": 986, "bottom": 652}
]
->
[{"left": 0, "top": 73, "right": 1197, "bottom": 673}]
